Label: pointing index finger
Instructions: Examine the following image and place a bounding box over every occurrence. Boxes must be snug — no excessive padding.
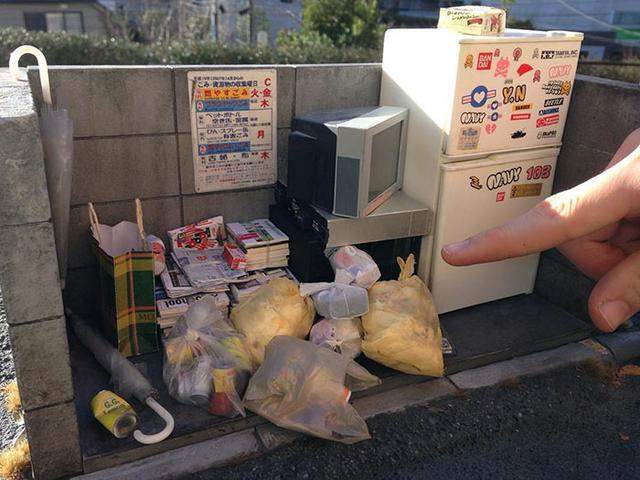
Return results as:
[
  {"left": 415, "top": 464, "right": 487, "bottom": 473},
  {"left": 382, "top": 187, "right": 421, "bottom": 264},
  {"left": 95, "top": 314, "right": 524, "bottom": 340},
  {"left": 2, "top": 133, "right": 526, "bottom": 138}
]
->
[{"left": 441, "top": 158, "right": 635, "bottom": 266}]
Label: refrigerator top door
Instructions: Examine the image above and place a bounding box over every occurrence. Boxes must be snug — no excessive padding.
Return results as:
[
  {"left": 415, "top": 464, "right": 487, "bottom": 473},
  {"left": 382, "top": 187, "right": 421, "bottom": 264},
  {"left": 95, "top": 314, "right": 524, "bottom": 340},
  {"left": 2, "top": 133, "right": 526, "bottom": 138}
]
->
[
  {"left": 446, "top": 29, "right": 582, "bottom": 156},
  {"left": 430, "top": 147, "right": 559, "bottom": 314}
]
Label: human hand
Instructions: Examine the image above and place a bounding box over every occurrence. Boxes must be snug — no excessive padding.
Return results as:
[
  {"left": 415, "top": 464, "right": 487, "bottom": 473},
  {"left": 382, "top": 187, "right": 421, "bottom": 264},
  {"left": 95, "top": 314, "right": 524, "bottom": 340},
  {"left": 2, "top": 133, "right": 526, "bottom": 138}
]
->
[{"left": 441, "top": 129, "right": 640, "bottom": 332}]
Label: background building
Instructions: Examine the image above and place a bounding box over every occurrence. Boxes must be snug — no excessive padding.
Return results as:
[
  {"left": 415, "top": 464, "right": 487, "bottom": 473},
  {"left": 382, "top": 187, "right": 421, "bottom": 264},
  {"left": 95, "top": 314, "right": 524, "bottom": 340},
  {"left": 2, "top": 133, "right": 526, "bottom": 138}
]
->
[{"left": 0, "top": 0, "right": 110, "bottom": 35}]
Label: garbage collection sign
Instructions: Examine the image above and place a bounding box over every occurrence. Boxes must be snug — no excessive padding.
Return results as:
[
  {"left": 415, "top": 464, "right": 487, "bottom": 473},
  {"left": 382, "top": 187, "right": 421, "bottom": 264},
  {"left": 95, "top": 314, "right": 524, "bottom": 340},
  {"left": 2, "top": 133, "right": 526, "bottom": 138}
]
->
[{"left": 188, "top": 69, "right": 277, "bottom": 192}]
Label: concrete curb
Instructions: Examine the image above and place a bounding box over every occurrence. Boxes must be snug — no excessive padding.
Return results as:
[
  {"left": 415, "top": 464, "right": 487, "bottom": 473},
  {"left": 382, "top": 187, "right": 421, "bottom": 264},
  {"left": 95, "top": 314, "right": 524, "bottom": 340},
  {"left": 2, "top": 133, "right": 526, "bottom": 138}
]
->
[
  {"left": 70, "top": 338, "right": 614, "bottom": 480},
  {"left": 448, "top": 339, "right": 612, "bottom": 391}
]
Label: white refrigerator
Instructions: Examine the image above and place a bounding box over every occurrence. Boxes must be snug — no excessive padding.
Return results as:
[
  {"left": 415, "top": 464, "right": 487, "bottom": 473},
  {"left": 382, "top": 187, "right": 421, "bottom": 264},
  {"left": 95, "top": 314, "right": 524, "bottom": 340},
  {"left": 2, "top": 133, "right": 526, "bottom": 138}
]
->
[{"left": 379, "top": 27, "right": 583, "bottom": 313}]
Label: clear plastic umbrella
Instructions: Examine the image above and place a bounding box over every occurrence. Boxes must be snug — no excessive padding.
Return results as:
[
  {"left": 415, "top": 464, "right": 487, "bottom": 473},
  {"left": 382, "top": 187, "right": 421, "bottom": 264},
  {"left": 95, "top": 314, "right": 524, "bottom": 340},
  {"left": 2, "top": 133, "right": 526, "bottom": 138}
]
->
[
  {"left": 68, "top": 309, "right": 175, "bottom": 444},
  {"left": 9, "top": 46, "right": 73, "bottom": 288}
]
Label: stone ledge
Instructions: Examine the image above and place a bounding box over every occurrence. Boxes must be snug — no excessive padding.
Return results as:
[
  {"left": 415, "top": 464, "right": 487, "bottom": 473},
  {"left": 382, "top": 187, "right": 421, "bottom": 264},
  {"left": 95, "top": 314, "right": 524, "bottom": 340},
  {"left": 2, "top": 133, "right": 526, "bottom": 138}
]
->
[
  {"left": 448, "top": 339, "right": 611, "bottom": 391},
  {"left": 72, "top": 429, "right": 262, "bottom": 480}
]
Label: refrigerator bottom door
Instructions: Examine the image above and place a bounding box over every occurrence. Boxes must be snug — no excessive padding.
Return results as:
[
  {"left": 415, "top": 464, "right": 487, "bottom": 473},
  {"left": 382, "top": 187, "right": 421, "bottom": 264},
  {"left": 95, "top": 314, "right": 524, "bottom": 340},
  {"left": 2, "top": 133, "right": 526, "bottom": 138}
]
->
[{"left": 429, "top": 151, "right": 558, "bottom": 314}]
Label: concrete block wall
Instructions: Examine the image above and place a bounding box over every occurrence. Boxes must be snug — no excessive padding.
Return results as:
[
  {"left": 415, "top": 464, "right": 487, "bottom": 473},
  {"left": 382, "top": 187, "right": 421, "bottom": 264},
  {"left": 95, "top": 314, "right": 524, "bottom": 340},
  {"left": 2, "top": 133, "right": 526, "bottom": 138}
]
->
[
  {"left": 534, "top": 75, "right": 640, "bottom": 321},
  {"left": 26, "top": 64, "right": 382, "bottom": 318},
  {"left": 0, "top": 71, "right": 81, "bottom": 479}
]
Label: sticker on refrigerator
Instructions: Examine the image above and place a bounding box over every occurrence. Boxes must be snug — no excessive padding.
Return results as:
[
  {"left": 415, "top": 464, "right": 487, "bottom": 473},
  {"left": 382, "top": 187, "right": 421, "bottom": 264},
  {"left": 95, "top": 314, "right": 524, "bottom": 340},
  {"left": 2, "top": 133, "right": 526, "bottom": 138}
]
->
[
  {"left": 458, "top": 127, "right": 480, "bottom": 150},
  {"left": 511, "top": 130, "right": 527, "bottom": 139},
  {"left": 549, "top": 65, "right": 572, "bottom": 78},
  {"left": 486, "top": 167, "right": 522, "bottom": 190},
  {"left": 533, "top": 70, "right": 541, "bottom": 83},
  {"left": 541, "top": 80, "right": 571, "bottom": 96},
  {"left": 512, "top": 47, "right": 522, "bottom": 61},
  {"left": 462, "top": 86, "right": 496, "bottom": 108},
  {"left": 536, "top": 115, "right": 560, "bottom": 128},
  {"left": 537, "top": 130, "right": 557, "bottom": 140},
  {"left": 544, "top": 97, "right": 564, "bottom": 107},
  {"left": 469, "top": 175, "right": 482, "bottom": 190},
  {"left": 464, "top": 54, "right": 474, "bottom": 68},
  {"left": 510, "top": 183, "right": 543, "bottom": 198},
  {"left": 188, "top": 69, "right": 277, "bottom": 193},
  {"left": 476, "top": 52, "right": 493, "bottom": 70},
  {"left": 460, "top": 112, "right": 486, "bottom": 124},
  {"left": 494, "top": 57, "right": 510, "bottom": 78},
  {"left": 540, "top": 49, "right": 579, "bottom": 60},
  {"left": 516, "top": 63, "right": 533, "bottom": 76},
  {"left": 502, "top": 84, "right": 527, "bottom": 104}
]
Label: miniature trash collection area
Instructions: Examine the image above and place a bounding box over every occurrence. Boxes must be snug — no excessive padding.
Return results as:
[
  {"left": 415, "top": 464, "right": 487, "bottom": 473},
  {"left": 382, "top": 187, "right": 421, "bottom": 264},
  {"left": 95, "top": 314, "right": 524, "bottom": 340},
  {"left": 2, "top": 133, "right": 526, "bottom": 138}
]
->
[
  {"left": 3, "top": 6, "right": 599, "bottom": 474},
  {"left": 78, "top": 199, "right": 447, "bottom": 447}
]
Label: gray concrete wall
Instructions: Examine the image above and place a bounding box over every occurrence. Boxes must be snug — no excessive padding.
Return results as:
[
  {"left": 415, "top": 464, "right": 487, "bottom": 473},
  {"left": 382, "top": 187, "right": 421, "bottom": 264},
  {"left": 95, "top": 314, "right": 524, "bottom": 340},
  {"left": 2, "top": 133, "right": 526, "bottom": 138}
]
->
[
  {"left": 534, "top": 74, "right": 640, "bottom": 321},
  {"left": 0, "top": 70, "right": 81, "bottom": 479}
]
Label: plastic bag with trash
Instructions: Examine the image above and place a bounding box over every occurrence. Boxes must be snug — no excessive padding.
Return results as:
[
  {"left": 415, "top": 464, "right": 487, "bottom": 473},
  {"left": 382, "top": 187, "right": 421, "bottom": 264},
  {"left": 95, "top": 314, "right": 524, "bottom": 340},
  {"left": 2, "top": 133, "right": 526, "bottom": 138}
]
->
[
  {"left": 361, "top": 254, "right": 444, "bottom": 377},
  {"left": 244, "top": 336, "right": 380, "bottom": 444},
  {"left": 310, "top": 317, "right": 363, "bottom": 359},
  {"left": 163, "top": 296, "right": 253, "bottom": 418},
  {"left": 300, "top": 282, "right": 368, "bottom": 319},
  {"left": 230, "top": 278, "right": 315, "bottom": 365},
  {"left": 328, "top": 246, "right": 381, "bottom": 289}
]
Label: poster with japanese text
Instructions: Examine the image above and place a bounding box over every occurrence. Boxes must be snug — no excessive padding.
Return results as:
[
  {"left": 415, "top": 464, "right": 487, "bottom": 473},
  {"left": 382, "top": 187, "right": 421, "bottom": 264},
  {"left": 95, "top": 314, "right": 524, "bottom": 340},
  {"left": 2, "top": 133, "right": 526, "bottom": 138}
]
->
[{"left": 188, "top": 69, "right": 277, "bottom": 193}]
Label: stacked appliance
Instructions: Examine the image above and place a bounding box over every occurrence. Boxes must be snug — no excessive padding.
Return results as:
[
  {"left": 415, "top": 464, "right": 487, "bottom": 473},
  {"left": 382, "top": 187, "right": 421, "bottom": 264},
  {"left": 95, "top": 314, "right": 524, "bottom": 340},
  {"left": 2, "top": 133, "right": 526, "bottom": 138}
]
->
[{"left": 380, "top": 27, "right": 583, "bottom": 313}]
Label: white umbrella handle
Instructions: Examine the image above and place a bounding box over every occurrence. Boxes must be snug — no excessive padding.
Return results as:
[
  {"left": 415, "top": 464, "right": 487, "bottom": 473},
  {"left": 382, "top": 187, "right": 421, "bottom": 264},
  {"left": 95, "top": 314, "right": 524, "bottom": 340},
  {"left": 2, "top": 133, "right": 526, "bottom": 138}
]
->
[
  {"left": 9, "top": 45, "right": 52, "bottom": 106},
  {"left": 133, "top": 397, "right": 175, "bottom": 445}
]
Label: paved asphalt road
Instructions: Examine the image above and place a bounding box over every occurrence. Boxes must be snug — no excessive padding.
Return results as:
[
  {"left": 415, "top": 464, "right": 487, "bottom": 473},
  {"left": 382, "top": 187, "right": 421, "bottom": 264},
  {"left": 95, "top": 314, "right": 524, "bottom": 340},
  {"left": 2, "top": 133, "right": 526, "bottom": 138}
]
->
[{"left": 189, "top": 363, "right": 640, "bottom": 480}]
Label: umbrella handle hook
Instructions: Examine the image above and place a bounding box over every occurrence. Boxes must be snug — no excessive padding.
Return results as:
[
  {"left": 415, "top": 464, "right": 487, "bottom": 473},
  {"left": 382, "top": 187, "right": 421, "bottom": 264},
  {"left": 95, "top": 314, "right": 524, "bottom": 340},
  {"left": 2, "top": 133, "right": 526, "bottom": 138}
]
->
[
  {"left": 133, "top": 397, "right": 175, "bottom": 445},
  {"left": 9, "top": 45, "right": 52, "bottom": 106}
]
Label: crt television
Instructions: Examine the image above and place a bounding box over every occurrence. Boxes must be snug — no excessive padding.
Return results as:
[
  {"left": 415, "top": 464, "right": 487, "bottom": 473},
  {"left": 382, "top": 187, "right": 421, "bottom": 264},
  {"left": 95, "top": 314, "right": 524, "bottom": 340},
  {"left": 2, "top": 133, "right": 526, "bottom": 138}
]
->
[{"left": 287, "top": 106, "right": 409, "bottom": 218}]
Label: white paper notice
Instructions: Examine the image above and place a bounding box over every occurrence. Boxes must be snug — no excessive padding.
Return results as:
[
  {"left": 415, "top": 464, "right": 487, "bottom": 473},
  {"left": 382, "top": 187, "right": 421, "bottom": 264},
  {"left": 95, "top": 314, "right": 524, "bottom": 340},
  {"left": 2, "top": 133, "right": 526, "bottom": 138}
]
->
[{"left": 188, "top": 69, "right": 277, "bottom": 193}]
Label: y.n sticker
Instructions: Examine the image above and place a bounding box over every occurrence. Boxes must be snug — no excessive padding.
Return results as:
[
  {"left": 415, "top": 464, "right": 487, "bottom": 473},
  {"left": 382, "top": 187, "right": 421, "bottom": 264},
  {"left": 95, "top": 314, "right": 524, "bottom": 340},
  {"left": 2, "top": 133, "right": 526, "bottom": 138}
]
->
[{"left": 502, "top": 84, "right": 527, "bottom": 104}]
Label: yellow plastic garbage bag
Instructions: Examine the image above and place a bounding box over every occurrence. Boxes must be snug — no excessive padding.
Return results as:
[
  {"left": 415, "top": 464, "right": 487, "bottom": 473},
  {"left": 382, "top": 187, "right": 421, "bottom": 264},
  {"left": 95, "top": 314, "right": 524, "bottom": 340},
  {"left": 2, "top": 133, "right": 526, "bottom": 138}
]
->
[
  {"left": 244, "top": 336, "right": 378, "bottom": 444},
  {"left": 230, "top": 278, "right": 315, "bottom": 365},
  {"left": 361, "top": 254, "right": 444, "bottom": 376}
]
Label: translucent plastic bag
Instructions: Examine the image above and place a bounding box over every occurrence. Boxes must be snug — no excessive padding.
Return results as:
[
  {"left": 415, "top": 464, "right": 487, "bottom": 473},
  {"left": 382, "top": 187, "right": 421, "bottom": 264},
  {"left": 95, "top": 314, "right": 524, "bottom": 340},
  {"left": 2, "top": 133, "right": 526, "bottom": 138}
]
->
[
  {"left": 300, "top": 282, "right": 368, "bottom": 319},
  {"left": 361, "top": 255, "right": 444, "bottom": 377},
  {"left": 244, "top": 336, "right": 379, "bottom": 444},
  {"left": 328, "top": 246, "right": 381, "bottom": 289},
  {"left": 230, "top": 278, "right": 315, "bottom": 365},
  {"left": 310, "top": 317, "right": 363, "bottom": 359},
  {"left": 163, "top": 296, "right": 253, "bottom": 417}
]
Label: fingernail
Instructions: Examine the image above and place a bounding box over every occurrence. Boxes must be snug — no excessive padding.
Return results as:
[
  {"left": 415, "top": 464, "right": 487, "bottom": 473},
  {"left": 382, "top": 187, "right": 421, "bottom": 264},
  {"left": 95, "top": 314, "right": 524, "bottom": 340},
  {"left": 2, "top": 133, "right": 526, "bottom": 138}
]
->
[
  {"left": 598, "top": 300, "right": 632, "bottom": 331},
  {"left": 442, "top": 239, "right": 470, "bottom": 257}
]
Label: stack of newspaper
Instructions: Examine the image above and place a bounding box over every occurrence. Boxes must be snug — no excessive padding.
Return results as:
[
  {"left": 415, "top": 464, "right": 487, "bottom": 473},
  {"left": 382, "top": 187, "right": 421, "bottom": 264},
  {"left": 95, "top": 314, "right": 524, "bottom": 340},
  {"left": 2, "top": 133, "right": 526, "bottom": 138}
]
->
[
  {"left": 155, "top": 286, "right": 229, "bottom": 331},
  {"left": 229, "top": 268, "right": 296, "bottom": 303},
  {"left": 156, "top": 218, "right": 293, "bottom": 335},
  {"left": 226, "top": 219, "right": 289, "bottom": 271}
]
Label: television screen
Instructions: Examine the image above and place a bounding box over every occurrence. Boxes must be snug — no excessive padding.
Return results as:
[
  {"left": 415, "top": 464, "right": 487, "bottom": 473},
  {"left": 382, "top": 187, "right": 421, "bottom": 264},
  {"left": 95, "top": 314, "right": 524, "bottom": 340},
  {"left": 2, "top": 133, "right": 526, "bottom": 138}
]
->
[{"left": 368, "top": 121, "right": 403, "bottom": 202}]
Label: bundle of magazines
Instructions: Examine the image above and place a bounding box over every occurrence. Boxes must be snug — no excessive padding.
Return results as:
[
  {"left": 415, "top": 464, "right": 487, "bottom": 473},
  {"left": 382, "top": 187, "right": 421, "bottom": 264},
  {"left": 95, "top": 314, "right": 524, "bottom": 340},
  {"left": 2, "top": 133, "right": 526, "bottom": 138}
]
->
[{"left": 155, "top": 217, "right": 296, "bottom": 335}]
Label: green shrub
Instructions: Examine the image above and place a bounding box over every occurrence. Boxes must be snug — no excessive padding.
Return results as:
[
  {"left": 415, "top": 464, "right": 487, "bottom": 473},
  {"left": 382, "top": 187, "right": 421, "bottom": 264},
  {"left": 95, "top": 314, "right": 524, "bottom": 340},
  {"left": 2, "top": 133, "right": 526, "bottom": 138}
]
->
[
  {"left": 0, "top": 28, "right": 380, "bottom": 66},
  {"left": 577, "top": 63, "right": 640, "bottom": 84}
]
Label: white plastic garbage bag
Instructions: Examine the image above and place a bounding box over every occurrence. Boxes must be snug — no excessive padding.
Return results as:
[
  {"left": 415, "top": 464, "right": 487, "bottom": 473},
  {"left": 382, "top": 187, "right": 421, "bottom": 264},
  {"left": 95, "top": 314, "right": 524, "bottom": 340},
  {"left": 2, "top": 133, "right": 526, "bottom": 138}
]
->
[
  {"left": 310, "top": 317, "right": 363, "bottom": 359},
  {"left": 328, "top": 246, "right": 381, "bottom": 289},
  {"left": 300, "top": 282, "right": 368, "bottom": 319},
  {"left": 244, "top": 336, "right": 379, "bottom": 444}
]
